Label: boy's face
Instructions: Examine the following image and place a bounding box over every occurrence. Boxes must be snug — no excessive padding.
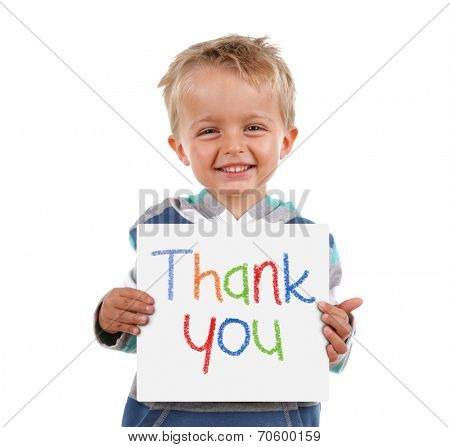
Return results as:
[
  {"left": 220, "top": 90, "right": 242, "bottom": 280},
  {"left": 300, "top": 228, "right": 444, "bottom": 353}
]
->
[{"left": 168, "top": 67, "right": 298, "bottom": 198}]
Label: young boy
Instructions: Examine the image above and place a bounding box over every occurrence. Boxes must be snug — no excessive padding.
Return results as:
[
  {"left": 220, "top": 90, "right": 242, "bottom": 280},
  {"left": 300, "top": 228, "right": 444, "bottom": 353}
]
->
[{"left": 93, "top": 34, "right": 363, "bottom": 427}]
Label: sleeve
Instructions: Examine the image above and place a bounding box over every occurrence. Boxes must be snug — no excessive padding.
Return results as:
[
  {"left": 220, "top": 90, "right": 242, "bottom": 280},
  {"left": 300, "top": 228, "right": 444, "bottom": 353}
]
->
[
  {"left": 93, "top": 227, "right": 139, "bottom": 354},
  {"left": 328, "top": 236, "right": 356, "bottom": 374},
  {"left": 93, "top": 265, "right": 138, "bottom": 353}
]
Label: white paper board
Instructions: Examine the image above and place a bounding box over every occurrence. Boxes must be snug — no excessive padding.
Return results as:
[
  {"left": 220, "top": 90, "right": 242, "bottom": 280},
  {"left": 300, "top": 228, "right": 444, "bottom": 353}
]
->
[{"left": 136, "top": 223, "right": 330, "bottom": 402}]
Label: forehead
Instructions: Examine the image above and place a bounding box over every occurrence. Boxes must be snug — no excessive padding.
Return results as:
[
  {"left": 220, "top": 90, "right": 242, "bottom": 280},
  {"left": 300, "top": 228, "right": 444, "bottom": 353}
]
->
[{"left": 180, "top": 67, "right": 280, "bottom": 124}]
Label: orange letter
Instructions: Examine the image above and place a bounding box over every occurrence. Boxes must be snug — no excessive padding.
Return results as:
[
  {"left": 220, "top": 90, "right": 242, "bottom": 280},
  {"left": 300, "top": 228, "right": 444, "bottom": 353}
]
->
[{"left": 194, "top": 252, "right": 223, "bottom": 302}]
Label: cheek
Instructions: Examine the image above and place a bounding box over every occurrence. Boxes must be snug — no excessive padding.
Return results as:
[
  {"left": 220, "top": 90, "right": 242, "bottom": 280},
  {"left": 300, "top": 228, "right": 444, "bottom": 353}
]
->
[
  {"left": 255, "top": 142, "right": 282, "bottom": 166},
  {"left": 188, "top": 146, "right": 215, "bottom": 171}
]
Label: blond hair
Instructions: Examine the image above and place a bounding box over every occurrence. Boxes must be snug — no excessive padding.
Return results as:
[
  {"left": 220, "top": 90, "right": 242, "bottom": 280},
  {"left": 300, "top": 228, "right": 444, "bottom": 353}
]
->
[{"left": 157, "top": 34, "right": 296, "bottom": 137}]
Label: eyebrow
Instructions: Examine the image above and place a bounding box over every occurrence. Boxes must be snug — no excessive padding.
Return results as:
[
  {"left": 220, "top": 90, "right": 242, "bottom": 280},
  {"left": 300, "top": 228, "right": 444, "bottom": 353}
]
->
[{"left": 190, "top": 113, "right": 273, "bottom": 130}]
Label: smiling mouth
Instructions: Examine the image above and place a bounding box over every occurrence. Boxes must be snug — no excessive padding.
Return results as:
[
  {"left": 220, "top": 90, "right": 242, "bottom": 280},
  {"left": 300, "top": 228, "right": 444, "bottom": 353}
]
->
[{"left": 215, "top": 165, "right": 256, "bottom": 173}]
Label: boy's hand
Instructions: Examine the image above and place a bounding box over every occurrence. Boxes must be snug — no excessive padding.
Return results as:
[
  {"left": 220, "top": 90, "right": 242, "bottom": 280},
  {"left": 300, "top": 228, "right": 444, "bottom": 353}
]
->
[
  {"left": 318, "top": 298, "right": 363, "bottom": 363},
  {"left": 98, "top": 287, "right": 155, "bottom": 336}
]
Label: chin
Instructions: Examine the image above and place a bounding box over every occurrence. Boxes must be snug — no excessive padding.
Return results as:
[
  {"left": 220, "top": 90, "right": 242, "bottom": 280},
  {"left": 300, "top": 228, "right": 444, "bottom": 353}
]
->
[{"left": 219, "top": 185, "right": 257, "bottom": 196}]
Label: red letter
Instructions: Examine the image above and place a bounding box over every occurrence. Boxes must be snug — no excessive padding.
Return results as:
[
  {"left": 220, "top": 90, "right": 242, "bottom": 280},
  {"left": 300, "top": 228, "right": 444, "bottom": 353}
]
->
[
  {"left": 253, "top": 261, "right": 281, "bottom": 305},
  {"left": 183, "top": 314, "right": 217, "bottom": 374}
]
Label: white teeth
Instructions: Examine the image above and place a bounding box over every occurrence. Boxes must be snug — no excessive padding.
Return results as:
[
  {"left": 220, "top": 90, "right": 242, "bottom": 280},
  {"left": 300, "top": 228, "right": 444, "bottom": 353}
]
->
[{"left": 219, "top": 165, "right": 251, "bottom": 173}]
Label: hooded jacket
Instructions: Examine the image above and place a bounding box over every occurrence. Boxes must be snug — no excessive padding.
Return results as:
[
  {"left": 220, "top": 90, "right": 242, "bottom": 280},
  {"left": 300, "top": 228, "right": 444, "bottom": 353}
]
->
[{"left": 93, "top": 188, "right": 356, "bottom": 412}]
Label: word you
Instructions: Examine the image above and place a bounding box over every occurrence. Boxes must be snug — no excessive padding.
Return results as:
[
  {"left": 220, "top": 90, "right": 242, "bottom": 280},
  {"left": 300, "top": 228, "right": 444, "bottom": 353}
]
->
[{"left": 184, "top": 315, "right": 283, "bottom": 374}]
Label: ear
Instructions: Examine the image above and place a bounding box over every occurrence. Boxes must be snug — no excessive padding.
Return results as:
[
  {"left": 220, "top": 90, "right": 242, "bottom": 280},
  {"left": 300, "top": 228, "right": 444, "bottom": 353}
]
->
[
  {"left": 280, "top": 127, "right": 299, "bottom": 160},
  {"left": 168, "top": 134, "right": 190, "bottom": 166}
]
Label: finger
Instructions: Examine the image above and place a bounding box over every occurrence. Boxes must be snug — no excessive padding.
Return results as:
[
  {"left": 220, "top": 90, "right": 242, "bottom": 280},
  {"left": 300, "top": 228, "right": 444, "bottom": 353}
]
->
[
  {"left": 336, "top": 298, "right": 363, "bottom": 314},
  {"left": 111, "top": 321, "right": 141, "bottom": 336},
  {"left": 322, "top": 325, "right": 347, "bottom": 355},
  {"left": 326, "top": 344, "right": 339, "bottom": 363},
  {"left": 318, "top": 301, "right": 349, "bottom": 322},
  {"left": 106, "top": 308, "right": 151, "bottom": 326},
  {"left": 102, "top": 320, "right": 140, "bottom": 336},
  {"left": 321, "top": 313, "right": 352, "bottom": 340},
  {"left": 115, "top": 297, "right": 155, "bottom": 314},
  {"left": 119, "top": 288, "right": 154, "bottom": 304}
]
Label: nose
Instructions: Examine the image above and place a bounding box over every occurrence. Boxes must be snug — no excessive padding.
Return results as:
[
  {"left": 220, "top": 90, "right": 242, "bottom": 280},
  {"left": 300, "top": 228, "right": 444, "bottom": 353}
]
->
[
  {"left": 221, "top": 134, "right": 246, "bottom": 155},
  {"left": 225, "top": 147, "right": 245, "bottom": 155}
]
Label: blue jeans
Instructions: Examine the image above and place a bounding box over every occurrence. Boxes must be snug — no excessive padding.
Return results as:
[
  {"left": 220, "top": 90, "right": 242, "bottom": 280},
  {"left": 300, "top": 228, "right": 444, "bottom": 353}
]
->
[{"left": 122, "top": 397, "right": 321, "bottom": 427}]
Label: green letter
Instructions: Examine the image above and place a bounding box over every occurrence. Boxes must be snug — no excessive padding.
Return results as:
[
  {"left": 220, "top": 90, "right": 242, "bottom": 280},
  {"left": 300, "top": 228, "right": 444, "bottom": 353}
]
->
[
  {"left": 223, "top": 263, "right": 249, "bottom": 305},
  {"left": 252, "top": 320, "right": 284, "bottom": 361}
]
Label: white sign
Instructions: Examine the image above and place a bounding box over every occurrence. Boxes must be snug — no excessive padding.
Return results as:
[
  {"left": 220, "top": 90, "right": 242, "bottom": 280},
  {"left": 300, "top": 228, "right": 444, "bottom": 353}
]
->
[{"left": 137, "top": 223, "right": 330, "bottom": 402}]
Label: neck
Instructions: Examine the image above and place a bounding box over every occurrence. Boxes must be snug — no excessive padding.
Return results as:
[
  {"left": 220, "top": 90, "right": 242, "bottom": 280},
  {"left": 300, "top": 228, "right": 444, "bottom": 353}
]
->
[{"left": 207, "top": 187, "right": 267, "bottom": 220}]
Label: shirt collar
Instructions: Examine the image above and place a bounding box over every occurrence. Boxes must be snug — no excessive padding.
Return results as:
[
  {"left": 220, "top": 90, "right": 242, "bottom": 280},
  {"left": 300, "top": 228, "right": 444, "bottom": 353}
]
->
[{"left": 191, "top": 188, "right": 276, "bottom": 222}]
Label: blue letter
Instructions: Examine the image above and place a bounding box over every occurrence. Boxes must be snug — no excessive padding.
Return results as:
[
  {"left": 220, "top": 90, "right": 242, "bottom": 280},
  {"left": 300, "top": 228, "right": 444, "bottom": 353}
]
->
[
  {"left": 218, "top": 318, "right": 250, "bottom": 356},
  {"left": 151, "top": 249, "right": 193, "bottom": 300},
  {"left": 283, "top": 252, "right": 315, "bottom": 303}
]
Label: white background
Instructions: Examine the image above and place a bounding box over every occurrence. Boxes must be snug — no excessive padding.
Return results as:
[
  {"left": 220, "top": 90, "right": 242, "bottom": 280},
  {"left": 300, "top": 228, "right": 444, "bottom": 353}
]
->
[{"left": 0, "top": 0, "right": 448, "bottom": 443}]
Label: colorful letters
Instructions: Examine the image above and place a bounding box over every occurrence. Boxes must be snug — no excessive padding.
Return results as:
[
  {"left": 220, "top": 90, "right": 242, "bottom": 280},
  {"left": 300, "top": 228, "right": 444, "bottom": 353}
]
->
[
  {"left": 152, "top": 249, "right": 315, "bottom": 373},
  {"left": 184, "top": 314, "right": 284, "bottom": 374},
  {"left": 152, "top": 250, "right": 315, "bottom": 305}
]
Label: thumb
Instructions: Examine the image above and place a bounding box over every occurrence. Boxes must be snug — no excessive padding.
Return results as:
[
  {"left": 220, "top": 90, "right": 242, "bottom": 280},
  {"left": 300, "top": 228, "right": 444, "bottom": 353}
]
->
[{"left": 336, "top": 297, "right": 363, "bottom": 314}]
